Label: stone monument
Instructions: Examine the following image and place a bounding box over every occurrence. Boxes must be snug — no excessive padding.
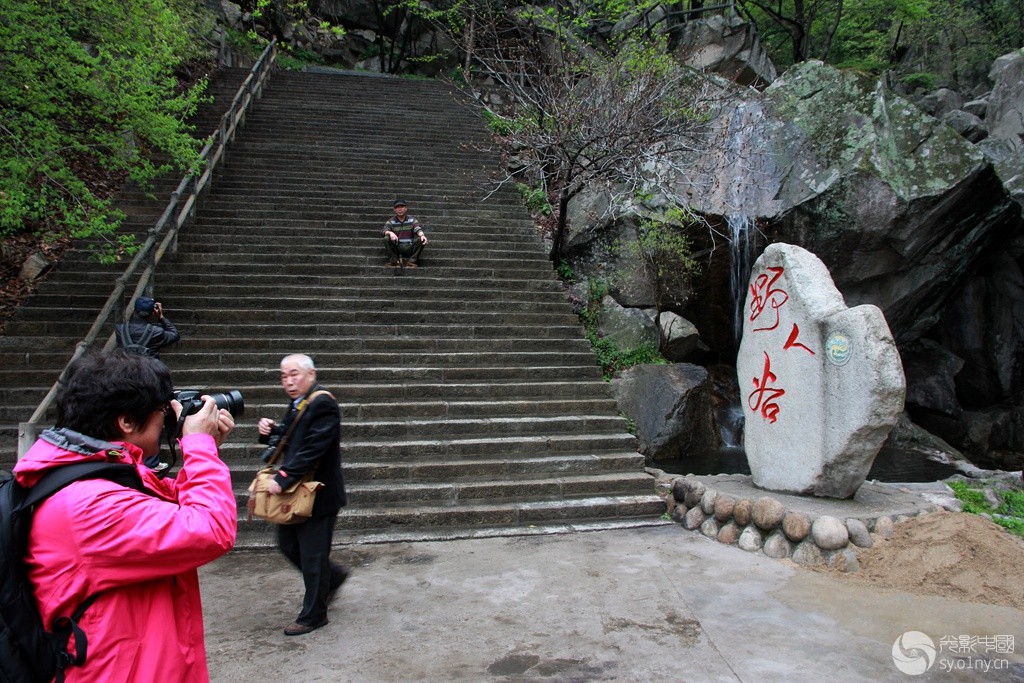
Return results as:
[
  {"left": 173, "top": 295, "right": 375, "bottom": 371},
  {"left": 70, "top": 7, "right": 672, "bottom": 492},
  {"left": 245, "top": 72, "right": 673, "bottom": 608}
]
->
[{"left": 736, "top": 243, "right": 905, "bottom": 498}]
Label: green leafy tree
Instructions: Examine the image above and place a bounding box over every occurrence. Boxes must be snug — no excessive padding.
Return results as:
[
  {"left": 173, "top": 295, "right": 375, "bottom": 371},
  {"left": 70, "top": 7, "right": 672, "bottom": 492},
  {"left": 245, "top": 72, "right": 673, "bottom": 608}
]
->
[
  {"left": 739, "top": 0, "right": 1021, "bottom": 83},
  {"left": 619, "top": 205, "right": 701, "bottom": 304},
  {"left": 365, "top": 0, "right": 424, "bottom": 73},
  {"left": 889, "top": 0, "right": 1021, "bottom": 87},
  {"left": 736, "top": 0, "right": 848, "bottom": 65},
  {"left": 824, "top": 0, "right": 932, "bottom": 71},
  {"left": 0, "top": 0, "right": 211, "bottom": 252}
]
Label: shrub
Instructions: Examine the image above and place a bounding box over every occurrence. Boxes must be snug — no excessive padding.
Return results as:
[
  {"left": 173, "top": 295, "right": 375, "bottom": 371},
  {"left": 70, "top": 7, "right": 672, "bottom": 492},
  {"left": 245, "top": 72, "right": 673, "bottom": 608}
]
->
[
  {"left": 517, "top": 183, "right": 552, "bottom": 216},
  {"left": 948, "top": 480, "right": 1024, "bottom": 538},
  {"left": 0, "top": 0, "right": 211, "bottom": 257}
]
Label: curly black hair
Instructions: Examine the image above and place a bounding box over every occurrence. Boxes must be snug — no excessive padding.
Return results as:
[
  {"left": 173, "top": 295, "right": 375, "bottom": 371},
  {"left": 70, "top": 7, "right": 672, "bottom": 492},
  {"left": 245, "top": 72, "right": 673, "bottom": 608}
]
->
[{"left": 55, "top": 350, "right": 173, "bottom": 440}]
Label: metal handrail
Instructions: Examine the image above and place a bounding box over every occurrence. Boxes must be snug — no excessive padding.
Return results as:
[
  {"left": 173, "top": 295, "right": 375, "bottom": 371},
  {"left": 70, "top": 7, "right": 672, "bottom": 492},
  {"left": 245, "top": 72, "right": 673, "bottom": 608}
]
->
[{"left": 17, "top": 40, "right": 278, "bottom": 457}]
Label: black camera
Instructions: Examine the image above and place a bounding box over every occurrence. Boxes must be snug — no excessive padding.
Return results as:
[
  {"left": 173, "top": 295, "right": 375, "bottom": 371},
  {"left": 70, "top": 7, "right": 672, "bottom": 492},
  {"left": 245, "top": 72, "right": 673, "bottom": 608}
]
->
[
  {"left": 260, "top": 433, "right": 283, "bottom": 463},
  {"left": 159, "top": 390, "right": 245, "bottom": 473},
  {"left": 173, "top": 389, "right": 245, "bottom": 419}
]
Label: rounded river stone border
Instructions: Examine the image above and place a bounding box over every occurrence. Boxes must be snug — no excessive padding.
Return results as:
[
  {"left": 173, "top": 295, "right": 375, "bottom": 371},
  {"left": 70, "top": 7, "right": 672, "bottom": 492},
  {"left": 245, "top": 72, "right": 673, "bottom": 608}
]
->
[{"left": 664, "top": 475, "right": 946, "bottom": 572}]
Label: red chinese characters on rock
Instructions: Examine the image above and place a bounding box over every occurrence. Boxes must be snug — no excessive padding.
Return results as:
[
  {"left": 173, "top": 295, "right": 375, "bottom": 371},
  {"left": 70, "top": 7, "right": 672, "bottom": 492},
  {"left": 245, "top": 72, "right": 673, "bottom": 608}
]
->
[
  {"left": 783, "top": 323, "right": 815, "bottom": 355},
  {"left": 749, "top": 351, "right": 784, "bottom": 423},
  {"left": 748, "top": 266, "right": 788, "bottom": 332},
  {"left": 746, "top": 266, "right": 817, "bottom": 425}
]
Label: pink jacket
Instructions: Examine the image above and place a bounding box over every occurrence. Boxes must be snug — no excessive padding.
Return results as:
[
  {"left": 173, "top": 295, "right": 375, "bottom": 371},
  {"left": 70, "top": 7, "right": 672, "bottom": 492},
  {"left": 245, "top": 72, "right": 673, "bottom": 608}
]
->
[{"left": 14, "top": 431, "right": 236, "bottom": 683}]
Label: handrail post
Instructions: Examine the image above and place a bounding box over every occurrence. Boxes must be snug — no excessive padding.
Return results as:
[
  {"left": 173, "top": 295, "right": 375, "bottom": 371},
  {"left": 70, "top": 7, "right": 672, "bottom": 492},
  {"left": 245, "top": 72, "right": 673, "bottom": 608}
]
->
[{"left": 18, "top": 422, "right": 41, "bottom": 459}]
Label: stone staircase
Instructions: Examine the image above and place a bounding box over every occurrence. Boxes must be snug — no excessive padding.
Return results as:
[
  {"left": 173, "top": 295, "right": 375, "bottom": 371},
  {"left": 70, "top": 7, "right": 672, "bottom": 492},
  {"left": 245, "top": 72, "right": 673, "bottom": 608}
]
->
[{"left": 0, "top": 69, "right": 666, "bottom": 545}]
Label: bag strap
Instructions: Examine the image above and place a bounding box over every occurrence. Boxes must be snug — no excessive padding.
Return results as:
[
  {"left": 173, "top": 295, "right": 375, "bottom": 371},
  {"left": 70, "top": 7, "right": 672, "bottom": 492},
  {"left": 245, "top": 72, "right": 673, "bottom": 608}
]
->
[
  {"left": 265, "top": 389, "right": 334, "bottom": 467},
  {"left": 119, "top": 321, "right": 155, "bottom": 351},
  {"left": 22, "top": 462, "right": 148, "bottom": 681},
  {"left": 21, "top": 461, "right": 144, "bottom": 510},
  {"left": 51, "top": 593, "right": 100, "bottom": 682}
]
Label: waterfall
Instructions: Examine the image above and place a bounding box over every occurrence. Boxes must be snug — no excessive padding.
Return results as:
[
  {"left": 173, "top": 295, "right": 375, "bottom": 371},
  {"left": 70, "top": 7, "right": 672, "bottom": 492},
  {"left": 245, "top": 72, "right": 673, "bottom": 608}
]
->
[
  {"left": 717, "top": 402, "right": 745, "bottom": 450},
  {"left": 721, "top": 101, "right": 760, "bottom": 347},
  {"left": 728, "top": 214, "right": 756, "bottom": 346}
]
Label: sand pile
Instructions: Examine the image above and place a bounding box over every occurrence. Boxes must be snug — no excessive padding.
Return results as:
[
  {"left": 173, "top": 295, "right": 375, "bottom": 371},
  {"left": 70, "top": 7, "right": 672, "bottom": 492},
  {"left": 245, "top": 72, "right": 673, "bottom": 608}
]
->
[{"left": 826, "top": 511, "right": 1024, "bottom": 610}]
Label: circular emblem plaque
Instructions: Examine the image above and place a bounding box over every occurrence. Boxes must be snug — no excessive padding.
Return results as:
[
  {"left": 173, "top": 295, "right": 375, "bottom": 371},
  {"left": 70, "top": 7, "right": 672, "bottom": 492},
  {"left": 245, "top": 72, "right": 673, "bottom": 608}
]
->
[{"left": 825, "top": 332, "right": 852, "bottom": 366}]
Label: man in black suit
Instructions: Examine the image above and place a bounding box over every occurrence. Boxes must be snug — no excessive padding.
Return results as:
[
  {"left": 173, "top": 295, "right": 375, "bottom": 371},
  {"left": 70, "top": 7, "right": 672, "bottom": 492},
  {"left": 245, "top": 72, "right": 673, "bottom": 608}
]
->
[{"left": 257, "top": 353, "right": 349, "bottom": 636}]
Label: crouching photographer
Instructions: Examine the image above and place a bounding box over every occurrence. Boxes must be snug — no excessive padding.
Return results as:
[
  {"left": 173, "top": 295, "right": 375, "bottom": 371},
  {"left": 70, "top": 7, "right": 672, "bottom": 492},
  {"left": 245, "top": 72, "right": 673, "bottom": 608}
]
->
[{"left": 12, "top": 350, "right": 238, "bottom": 682}]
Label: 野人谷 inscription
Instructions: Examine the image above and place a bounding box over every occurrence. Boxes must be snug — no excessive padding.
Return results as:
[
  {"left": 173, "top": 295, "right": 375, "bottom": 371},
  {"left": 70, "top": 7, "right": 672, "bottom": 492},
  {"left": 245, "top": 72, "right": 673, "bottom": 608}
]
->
[{"left": 736, "top": 243, "right": 905, "bottom": 498}]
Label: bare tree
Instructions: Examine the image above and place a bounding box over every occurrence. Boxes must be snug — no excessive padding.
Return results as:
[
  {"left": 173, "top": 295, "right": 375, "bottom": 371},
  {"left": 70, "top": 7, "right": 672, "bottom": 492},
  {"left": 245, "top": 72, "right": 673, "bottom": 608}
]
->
[{"left": 442, "top": 3, "right": 718, "bottom": 262}]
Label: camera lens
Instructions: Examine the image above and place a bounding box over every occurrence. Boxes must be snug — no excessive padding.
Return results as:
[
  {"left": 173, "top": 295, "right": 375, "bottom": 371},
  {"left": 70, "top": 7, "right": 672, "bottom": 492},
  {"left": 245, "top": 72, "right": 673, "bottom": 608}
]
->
[
  {"left": 171, "top": 389, "right": 245, "bottom": 418},
  {"left": 209, "top": 390, "right": 245, "bottom": 418}
]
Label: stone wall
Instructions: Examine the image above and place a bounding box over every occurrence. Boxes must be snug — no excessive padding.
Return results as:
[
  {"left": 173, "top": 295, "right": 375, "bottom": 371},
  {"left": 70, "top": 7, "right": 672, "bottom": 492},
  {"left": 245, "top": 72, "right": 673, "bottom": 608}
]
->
[{"left": 662, "top": 475, "right": 953, "bottom": 572}]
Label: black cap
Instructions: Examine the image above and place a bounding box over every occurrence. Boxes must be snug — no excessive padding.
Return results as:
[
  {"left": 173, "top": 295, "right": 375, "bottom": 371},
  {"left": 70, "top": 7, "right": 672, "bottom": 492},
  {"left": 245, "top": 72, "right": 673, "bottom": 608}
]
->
[
  {"left": 135, "top": 296, "right": 156, "bottom": 313},
  {"left": 393, "top": 199, "right": 407, "bottom": 207}
]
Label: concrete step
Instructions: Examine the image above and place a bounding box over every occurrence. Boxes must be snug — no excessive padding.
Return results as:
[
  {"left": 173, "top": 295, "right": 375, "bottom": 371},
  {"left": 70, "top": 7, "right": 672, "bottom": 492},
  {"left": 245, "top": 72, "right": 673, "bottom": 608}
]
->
[
  {"left": 0, "top": 396, "right": 619, "bottom": 423},
  {"left": 209, "top": 431, "right": 636, "bottom": 463},
  {"left": 340, "top": 452, "right": 647, "bottom": 483},
  {"left": 0, "top": 335, "right": 590, "bottom": 355},
  {"left": 26, "top": 269, "right": 563, "bottom": 291},
  {"left": 222, "top": 467, "right": 655, "bottom": 508},
  {"left": 235, "top": 494, "right": 666, "bottom": 539},
  {"left": 0, "top": 380, "right": 618, "bottom": 415},
  {"left": 230, "top": 414, "right": 628, "bottom": 442}
]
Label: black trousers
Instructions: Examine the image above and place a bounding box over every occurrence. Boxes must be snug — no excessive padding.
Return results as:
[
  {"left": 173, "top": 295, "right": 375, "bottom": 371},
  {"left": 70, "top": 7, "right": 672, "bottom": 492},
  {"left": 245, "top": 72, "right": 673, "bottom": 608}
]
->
[
  {"left": 277, "top": 513, "right": 346, "bottom": 625},
  {"left": 385, "top": 238, "right": 424, "bottom": 263}
]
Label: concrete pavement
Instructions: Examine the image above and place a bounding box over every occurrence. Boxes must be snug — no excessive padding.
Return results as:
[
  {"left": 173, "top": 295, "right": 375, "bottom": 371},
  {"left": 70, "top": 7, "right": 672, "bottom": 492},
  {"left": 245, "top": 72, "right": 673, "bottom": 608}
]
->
[{"left": 199, "top": 524, "right": 1024, "bottom": 682}]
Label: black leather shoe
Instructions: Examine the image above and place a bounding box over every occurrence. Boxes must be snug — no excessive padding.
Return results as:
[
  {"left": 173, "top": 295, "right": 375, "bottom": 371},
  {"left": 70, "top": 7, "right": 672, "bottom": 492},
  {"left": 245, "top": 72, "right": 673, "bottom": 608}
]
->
[{"left": 283, "top": 619, "right": 328, "bottom": 636}]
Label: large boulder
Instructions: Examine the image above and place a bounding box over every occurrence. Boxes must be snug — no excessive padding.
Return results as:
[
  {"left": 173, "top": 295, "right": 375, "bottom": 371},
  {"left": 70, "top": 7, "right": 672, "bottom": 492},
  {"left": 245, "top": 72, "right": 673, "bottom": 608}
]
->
[
  {"left": 674, "top": 15, "right": 777, "bottom": 87},
  {"left": 611, "top": 363, "right": 720, "bottom": 461},
  {"left": 658, "top": 311, "right": 705, "bottom": 362},
  {"left": 986, "top": 49, "right": 1024, "bottom": 143},
  {"left": 942, "top": 109, "right": 988, "bottom": 143},
  {"left": 934, "top": 253, "right": 1024, "bottom": 407},
  {"left": 918, "top": 87, "right": 965, "bottom": 118},
  {"left": 979, "top": 49, "right": 1024, "bottom": 214},
  {"left": 676, "top": 61, "right": 1022, "bottom": 348},
  {"left": 596, "top": 296, "right": 658, "bottom": 352},
  {"left": 737, "top": 243, "right": 905, "bottom": 497}
]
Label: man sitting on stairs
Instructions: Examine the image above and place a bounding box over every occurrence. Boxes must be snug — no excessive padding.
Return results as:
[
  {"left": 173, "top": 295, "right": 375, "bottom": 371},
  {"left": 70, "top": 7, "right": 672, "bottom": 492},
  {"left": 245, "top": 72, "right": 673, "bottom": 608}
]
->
[{"left": 382, "top": 199, "right": 428, "bottom": 268}]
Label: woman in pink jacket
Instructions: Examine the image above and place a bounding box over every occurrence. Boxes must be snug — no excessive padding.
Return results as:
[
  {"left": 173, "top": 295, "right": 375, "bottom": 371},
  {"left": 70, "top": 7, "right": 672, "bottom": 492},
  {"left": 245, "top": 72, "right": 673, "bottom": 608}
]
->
[{"left": 13, "top": 351, "right": 237, "bottom": 682}]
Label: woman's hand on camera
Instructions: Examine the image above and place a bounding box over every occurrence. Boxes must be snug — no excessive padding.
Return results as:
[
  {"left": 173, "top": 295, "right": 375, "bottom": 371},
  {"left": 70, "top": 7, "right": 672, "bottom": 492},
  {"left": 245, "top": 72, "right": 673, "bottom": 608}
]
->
[{"left": 179, "top": 396, "right": 235, "bottom": 447}]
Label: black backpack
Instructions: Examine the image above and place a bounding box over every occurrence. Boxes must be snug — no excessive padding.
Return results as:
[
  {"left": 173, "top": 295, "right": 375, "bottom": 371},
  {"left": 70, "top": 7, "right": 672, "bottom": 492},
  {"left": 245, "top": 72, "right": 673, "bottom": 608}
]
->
[
  {"left": 0, "top": 462, "right": 145, "bottom": 683},
  {"left": 116, "top": 322, "right": 156, "bottom": 357}
]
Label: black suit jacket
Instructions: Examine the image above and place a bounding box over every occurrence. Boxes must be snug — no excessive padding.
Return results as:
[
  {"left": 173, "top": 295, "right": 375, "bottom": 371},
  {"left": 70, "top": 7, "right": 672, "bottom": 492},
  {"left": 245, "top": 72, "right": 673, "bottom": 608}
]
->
[{"left": 260, "top": 384, "right": 346, "bottom": 515}]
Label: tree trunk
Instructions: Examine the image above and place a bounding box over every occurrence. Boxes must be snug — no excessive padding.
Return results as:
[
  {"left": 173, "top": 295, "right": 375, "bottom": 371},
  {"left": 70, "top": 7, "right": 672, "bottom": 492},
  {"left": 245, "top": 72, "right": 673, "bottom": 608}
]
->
[{"left": 548, "top": 187, "right": 570, "bottom": 263}]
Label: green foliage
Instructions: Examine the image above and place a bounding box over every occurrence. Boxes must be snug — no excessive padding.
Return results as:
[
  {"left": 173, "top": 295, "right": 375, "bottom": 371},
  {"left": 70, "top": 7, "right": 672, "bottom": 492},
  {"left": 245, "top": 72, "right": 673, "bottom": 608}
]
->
[
  {"left": 0, "top": 0, "right": 210, "bottom": 255},
  {"left": 483, "top": 110, "right": 518, "bottom": 136},
  {"left": 363, "top": 0, "right": 449, "bottom": 74},
  {"left": 517, "top": 183, "right": 552, "bottom": 216},
  {"left": 948, "top": 481, "right": 991, "bottom": 514},
  {"left": 588, "top": 335, "right": 666, "bottom": 380},
  {"left": 948, "top": 481, "right": 1024, "bottom": 538},
  {"left": 900, "top": 72, "right": 940, "bottom": 91},
  {"left": 999, "top": 489, "right": 1024, "bottom": 517},
  {"left": 555, "top": 259, "right": 575, "bottom": 281},
  {"left": 741, "top": 0, "right": 1022, "bottom": 84},
  {"left": 588, "top": 277, "right": 610, "bottom": 303},
  {"left": 443, "top": 3, "right": 716, "bottom": 262},
  {"left": 577, "top": 287, "right": 667, "bottom": 379},
  {"left": 617, "top": 206, "right": 700, "bottom": 286},
  {"left": 620, "top": 412, "right": 638, "bottom": 435},
  {"left": 275, "top": 42, "right": 323, "bottom": 70}
]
